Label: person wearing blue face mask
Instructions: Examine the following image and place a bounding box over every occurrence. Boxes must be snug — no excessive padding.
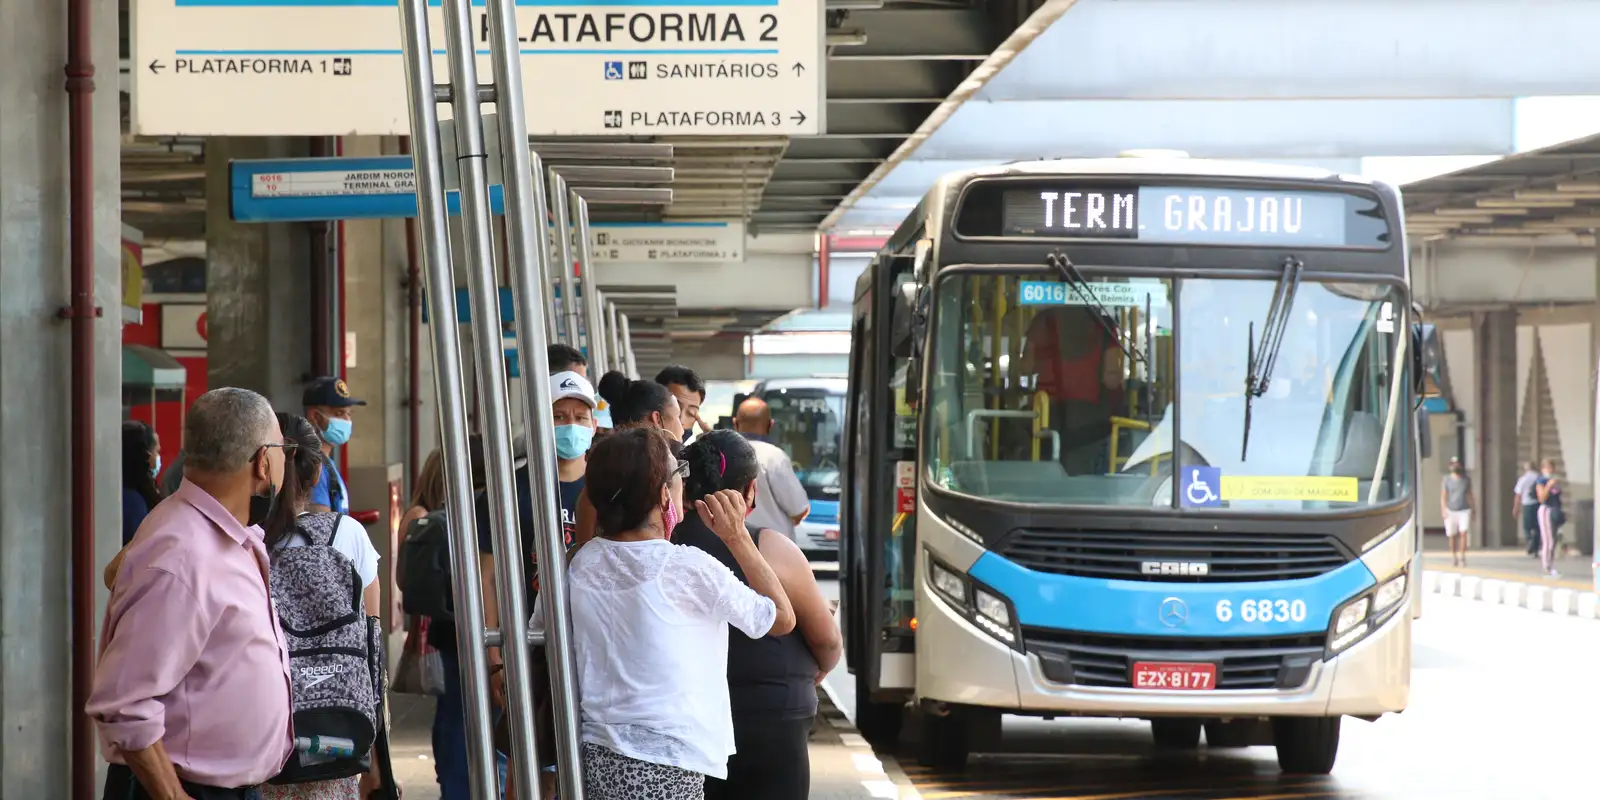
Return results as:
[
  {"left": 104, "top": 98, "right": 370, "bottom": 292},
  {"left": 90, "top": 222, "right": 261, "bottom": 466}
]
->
[
  {"left": 303, "top": 376, "right": 367, "bottom": 515},
  {"left": 550, "top": 370, "right": 598, "bottom": 548}
]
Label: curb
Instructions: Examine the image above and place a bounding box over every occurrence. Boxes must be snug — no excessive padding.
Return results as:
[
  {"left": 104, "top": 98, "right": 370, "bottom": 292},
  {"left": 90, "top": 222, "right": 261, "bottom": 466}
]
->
[
  {"left": 1424, "top": 569, "right": 1600, "bottom": 620},
  {"left": 817, "top": 680, "right": 921, "bottom": 799}
]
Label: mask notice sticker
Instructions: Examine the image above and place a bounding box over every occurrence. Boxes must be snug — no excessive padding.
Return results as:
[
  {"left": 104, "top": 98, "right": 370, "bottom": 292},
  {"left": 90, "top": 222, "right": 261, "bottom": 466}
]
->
[
  {"left": 1376, "top": 302, "right": 1395, "bottom": 333},
  {"left": 896, "top": 461, "right": 916, "bottom": 513}
]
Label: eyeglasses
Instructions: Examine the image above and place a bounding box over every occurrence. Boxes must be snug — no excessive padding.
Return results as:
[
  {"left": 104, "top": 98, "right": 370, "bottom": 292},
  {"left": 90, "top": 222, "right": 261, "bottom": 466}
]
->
[
  {"left": 261, "top": 442, "right": 299, "bottom": 457},
  {"left": 669, "top": 458, "right": 690, "bottom": 481}
]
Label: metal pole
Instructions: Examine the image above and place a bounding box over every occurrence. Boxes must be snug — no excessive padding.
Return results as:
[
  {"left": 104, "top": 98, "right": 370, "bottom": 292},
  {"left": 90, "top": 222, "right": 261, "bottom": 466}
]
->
[
  {"left": 549, "top": 171, "right": 580, "bottom": 346},
  {"left": 483, "top": 0, "right": 585, "bottom": 793},
  {"left": 572, "top": 191, "right": 608, "bottom": 373},
  {"left": 437, "top": 0, "right": 543, "bottom": 796},
  {"left": 607, "top": 301, "right": 623, "bottom": 378},
  {"left": 396, "top": 0, "right": 498, "bottom": 796},
  {"left": 618, "top": 313, "right": 637, "bottom": 379},
  {"left": 529, "top": 152, "right": 561, "bottom": 344}
]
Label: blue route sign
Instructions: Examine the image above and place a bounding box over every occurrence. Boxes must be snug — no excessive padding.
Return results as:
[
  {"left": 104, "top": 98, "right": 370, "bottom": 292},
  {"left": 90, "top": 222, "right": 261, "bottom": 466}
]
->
[{"left": 230, "top": 156, "right": 505, "bottom": 222}]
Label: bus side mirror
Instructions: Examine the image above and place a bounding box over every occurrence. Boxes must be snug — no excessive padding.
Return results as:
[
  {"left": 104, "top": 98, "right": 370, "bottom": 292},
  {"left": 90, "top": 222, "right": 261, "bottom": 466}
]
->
[
  {"left": 1411, "top": 322, "right": 1440, "bottom": 397},
  {"left": 890, "top": 282, "right": 918, "bottom": 359},
  {"left": 731, "top": 393, "right": 749, "bottom": 416}
]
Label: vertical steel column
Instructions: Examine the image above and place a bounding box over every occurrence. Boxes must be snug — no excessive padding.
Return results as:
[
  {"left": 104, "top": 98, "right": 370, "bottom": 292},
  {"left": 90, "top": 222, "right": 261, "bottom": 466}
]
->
[
  {"left": 607, "top": 301, "right": 623, "bottom": 378},
  {"left": 618, "top": 313, "right": 637, "bottom": 379},
  {"left": 571, "top": 191, "right": 608, "bottom": 373},
  {"left": 549, "top": 171, "right": 581, "bottom": 346},
  {"left": 396, "top": 0, "right": 499, "bottom": 796},
  {"left": 482, "top": 1, "right": 585, "bottom": 794},
  {"left": 529, "top": 153, "right": 561, "bottom": 344},
  {"left": 436, "top": 0, "right": 542, "bottom": 796}
]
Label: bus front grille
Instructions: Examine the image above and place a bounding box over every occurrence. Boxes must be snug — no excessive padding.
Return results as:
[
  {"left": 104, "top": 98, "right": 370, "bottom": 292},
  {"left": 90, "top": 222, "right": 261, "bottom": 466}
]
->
[
  {"left": 996, "top": 530, "right": 1351, "bottom": 582},
  {"left": 1021, "top": 629, "right": 1325, "bottom": 691}
]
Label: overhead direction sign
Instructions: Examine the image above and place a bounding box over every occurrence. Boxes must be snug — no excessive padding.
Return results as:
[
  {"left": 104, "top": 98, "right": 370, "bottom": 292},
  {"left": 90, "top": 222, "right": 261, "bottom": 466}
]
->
[
  {"left": 591, "top": 221, "right": 744, "bottom": 264},
  {"left": 230, "top": 156, "right": 508, "bottom": 221},
  {"left": 134, "top": 0, "right": 826, "bottom": 137}
]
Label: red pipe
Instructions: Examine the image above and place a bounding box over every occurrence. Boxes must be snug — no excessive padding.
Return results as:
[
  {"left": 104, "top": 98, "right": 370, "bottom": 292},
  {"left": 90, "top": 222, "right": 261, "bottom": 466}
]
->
[
  {"left": 817, "top": 233, "right": 831, "bottom": 309},
  {"left": 63, "top": 0, "right": 100, "bottom": 792},
  {"left": 401, "top": 137, "right": 423, "bottom": 488}
]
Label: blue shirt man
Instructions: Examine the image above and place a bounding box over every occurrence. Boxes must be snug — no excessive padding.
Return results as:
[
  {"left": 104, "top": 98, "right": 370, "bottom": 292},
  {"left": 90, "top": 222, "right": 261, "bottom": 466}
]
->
[{"left": 303, "top": 376, "right": 366, "bottom": 514}]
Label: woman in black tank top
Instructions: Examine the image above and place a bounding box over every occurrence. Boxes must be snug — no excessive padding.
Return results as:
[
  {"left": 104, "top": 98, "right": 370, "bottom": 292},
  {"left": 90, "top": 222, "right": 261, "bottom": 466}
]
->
[{"left": 675, "top": 431, "right": 844, "bottom": 800}]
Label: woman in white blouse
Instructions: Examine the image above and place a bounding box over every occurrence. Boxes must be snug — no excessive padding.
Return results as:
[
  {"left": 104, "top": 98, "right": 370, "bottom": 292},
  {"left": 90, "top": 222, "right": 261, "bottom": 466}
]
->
[{"left": 558, "top": 427, "right": 795, "bottom": 800}]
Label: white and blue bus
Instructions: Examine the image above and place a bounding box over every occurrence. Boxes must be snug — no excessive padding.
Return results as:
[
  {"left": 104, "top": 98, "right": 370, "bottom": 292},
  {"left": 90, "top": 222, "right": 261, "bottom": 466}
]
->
[
  {"left": 740, "top": 378, "right": 847, "bottom": 558},
  {"left": 840, "top": 157, "right": 1436, "bottom": 774}
]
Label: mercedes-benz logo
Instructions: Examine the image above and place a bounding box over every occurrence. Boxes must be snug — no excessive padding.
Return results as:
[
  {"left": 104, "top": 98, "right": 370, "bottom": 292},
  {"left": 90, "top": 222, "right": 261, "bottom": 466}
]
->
[{"left": 1159, "top": 597, "right": 1188, "bottom": 628}]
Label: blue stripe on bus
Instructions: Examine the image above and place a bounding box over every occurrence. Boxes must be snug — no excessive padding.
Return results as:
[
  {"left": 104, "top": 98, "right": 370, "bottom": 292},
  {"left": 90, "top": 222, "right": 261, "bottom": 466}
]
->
[
  {"left": 807, "top": 499, "right": 839, "bottom": 525},
  {"left": 967, "top": 552, "right": 1375, "bottom": 638}
]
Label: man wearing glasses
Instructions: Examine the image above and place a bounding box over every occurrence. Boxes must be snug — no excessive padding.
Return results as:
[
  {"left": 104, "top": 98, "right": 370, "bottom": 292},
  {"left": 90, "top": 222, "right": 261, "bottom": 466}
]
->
[{"left": 90, "top": 388, "right": 296, "bottom": 800}]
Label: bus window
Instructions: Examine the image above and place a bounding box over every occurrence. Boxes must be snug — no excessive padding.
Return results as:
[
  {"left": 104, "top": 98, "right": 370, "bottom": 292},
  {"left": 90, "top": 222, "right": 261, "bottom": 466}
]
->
[{"left": 926, "top": 273, "right": 1175, "bottom": 506}]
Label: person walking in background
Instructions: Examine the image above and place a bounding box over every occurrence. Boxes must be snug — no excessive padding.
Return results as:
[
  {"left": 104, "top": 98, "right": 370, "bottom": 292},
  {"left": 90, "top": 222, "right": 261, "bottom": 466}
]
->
[
  {"left": 90, "top": 388, "right": 294, "bottom": 800},
  {"left": 1441, "top": 457, "right": 1473, "bottom": 567},
  {"left": 1536, "top": 458, "right": 1565, "bottom": 578},
  {"left": 122, "top": 420, "right": 163, "bottom": 545},
  {"left": 1513, "top": 460, "right": 1542, "bottom": 556},
  {"left": 676, "top": 431, "right": 842, "bottom": 800},
  {"left": 303, "top": 377, "right": 366, "bottom": 515},
  {"left": 732, "top": 396, "right": 811, "bottom": 542}
]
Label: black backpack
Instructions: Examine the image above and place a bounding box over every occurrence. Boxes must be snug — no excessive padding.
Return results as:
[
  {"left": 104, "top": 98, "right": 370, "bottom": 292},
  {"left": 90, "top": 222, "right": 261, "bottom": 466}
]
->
[
  {"left": 267, "top": 513, "right": 384, "bottom": 784},
  {"left": 398, "top": 508, "right": 456, "bottom": 621}
]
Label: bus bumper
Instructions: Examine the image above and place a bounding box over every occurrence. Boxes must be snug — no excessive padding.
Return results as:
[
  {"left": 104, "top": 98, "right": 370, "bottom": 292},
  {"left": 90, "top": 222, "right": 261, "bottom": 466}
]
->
[{"left": 916, "top": 587, "right": 1411, "bottom": 719}]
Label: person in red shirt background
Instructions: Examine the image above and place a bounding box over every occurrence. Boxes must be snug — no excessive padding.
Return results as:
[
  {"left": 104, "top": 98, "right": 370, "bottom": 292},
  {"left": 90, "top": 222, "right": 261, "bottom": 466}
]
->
[{"left": 1018, "top": 305, "right": 1126, "bottom": 474}]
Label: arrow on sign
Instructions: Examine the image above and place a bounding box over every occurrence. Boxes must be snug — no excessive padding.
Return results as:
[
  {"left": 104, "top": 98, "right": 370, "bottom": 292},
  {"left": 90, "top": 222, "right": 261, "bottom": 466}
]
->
[
  {"left": 791, "top": 111, "right": 807, "bottom": 125},
  {"left": 148, "top": 60, "right": 165, "bottom": 74},
  {"left": 791, "top": 63, "right": 805, "bottom": 76}
]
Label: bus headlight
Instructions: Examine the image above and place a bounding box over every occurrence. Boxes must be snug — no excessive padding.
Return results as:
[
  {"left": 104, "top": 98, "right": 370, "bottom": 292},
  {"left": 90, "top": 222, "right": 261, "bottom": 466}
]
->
[
  {"left": 930, "top": 560, "right": 968, "bottom": 609},
  {"left": 1327, "top": 571, "right": 1408, "bottom": 654},
  {"left": 926, "top": 550, "right": 1021, "bottom": 648}
]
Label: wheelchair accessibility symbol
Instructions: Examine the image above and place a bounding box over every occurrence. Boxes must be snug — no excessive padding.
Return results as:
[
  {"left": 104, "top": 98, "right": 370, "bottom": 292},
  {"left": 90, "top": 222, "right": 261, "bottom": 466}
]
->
[
  {"left": 604, "top": 61, "right": 624, "bottom": 80},
  {"left": 1181, "top": 466, "right": 1222, "bottom": 508}
]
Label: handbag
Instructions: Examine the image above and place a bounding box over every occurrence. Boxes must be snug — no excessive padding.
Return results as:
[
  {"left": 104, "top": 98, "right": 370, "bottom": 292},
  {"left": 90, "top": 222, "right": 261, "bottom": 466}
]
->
[{"left": 391, "top": 616, "right": 446, "bottom": 697}]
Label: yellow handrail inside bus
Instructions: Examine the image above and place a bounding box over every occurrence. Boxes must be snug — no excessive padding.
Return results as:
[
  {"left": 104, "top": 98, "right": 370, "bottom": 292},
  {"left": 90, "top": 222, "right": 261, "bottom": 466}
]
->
[
  {"left": 1031, "top": 390, "right": 1049, "bottom": 462},
  {"left": 1108, "top": 415, "right": 1152, "bottom": 474}
]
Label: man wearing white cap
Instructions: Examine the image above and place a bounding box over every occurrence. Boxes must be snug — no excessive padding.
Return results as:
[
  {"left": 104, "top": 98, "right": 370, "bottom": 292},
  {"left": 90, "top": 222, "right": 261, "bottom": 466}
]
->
[{"left": 550, "top": 370, "right": 599, "bottom": 548}]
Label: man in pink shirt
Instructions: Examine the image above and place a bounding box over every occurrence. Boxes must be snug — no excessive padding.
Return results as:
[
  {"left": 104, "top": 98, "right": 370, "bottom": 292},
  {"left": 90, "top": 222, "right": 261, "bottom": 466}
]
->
[{"left": 89, "top": 388, "right": 294, "bottom": 800}]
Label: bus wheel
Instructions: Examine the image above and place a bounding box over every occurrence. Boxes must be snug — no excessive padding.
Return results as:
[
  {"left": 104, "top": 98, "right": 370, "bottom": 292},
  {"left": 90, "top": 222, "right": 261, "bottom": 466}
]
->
[
  {"left": 1150, "top": 718, "right": 1202, "bottom": 750},
  {"left": 917, "top": 706, "right": 971, "bottom": 770},
  {"left": 854, "top": 672, "right": 904, "bottom": 745},
  {"left": 1272, "top": 716, "right": 1341, "bottom": 775}
]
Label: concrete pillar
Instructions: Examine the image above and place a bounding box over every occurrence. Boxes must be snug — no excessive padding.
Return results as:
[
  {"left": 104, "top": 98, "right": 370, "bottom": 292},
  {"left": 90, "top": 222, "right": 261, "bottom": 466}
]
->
[
  {"left": 339, "top": 135, "right": 410, "bottom": 472},
  {"left": 204, "top": 136, "right": 313, "bottom": 410},
  {"left": 1477, "top": 310, "right": 1520, "bottom": 548},
  {"left": 0, "top": 0, "right": 124, "bottom": 789}
]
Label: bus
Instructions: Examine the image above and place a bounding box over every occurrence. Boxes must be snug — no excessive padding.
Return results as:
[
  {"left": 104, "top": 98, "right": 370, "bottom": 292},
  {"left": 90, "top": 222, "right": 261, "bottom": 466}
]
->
[
  {"left": 840, "top": 157, "right": 1437, "bottom": 775},
  {"left": 740, "top": 378, "right": 847, "bottom": 558}
]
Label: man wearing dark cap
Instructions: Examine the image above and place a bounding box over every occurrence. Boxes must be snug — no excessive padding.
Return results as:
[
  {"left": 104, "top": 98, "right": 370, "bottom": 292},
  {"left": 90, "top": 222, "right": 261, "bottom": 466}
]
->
[{"left": 304, "top": 376, "right": 367, "bottom": 514}]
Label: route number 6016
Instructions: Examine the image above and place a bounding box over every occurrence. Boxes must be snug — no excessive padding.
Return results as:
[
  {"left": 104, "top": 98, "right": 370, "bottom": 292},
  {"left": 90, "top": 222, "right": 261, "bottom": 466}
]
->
[{"left": 1216, "top": 598, "right": 1307, "bottom": 624}]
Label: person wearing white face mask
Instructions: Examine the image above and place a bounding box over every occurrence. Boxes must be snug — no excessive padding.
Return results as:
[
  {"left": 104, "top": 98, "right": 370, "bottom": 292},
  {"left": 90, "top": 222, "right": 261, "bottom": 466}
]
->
[{"left": 302, "top": 376, "right": 367, "bottom": 514}]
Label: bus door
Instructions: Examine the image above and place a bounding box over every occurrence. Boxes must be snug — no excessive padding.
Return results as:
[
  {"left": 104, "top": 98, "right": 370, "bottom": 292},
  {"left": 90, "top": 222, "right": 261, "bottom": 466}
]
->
[{"left": 844, "top": 253, "right": 920, "bottom": 712}]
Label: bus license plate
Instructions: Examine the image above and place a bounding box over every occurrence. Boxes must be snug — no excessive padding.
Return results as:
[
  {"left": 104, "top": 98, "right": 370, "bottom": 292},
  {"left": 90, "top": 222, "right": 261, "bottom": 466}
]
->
[{"left": 1132, "top": 662, "right": 1216, "bottom": 690}]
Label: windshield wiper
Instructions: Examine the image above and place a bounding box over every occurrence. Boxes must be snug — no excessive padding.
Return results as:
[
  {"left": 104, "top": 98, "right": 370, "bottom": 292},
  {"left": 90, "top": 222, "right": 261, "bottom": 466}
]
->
[
  {"left": 1241, "top": 256, "right": 1304, "bottom": 460},
  {"left": 1045, "top": 250, "right": 1145, "bottom": 366}
]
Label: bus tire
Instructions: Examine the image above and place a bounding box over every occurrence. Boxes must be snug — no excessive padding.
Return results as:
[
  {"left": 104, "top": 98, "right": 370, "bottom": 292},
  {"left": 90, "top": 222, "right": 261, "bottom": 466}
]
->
[
  {"left": 1272, "top": 716, "right": 1341, "bottom": 775},
  {"left": 1150, "top": 718, "right": 1202, "bottom": 750},
  {"left": 917, "top": 707, "right": 970, "bottom": 770},
  {"left": 854, "top": 672, "right": 904, "bottom": 745}
]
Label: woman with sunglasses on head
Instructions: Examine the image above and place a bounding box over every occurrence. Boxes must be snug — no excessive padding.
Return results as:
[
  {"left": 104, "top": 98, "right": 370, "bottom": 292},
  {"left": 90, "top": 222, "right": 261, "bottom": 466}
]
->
[
  {"left": 535, "top": 427, "right": 795, "bottom": 800},
  {"left": 675, "top": 430, "right": 842, "bottom": 800}
]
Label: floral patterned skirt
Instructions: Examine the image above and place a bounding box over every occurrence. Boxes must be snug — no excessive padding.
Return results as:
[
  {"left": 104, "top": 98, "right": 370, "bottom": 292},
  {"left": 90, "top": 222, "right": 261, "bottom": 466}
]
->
[{"left": 261, "top": 777, "right": 360, "bottom": 800}]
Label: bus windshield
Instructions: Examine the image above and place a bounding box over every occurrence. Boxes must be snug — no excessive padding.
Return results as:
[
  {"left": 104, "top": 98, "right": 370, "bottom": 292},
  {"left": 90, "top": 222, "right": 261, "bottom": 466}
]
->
[
  {"left": 925, "top": 270, "right": 1409, "bottom": 512},
  {"left": 763, "top": 389, "right": 844, "bottom": 502}
]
